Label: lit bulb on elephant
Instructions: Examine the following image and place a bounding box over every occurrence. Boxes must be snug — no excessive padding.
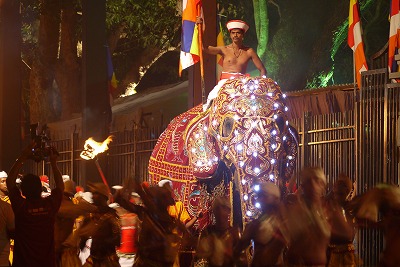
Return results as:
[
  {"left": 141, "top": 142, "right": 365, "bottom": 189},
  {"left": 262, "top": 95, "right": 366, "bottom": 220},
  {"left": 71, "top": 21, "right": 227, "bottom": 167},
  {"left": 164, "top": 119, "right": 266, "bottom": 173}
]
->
[
  {"left": 282, "top": 93, "right": 287, "bottom": 98},
  {"left": 269, "top": 174, "right": 274, "bottom": 180},
  {"left": 234, "top": 115, "right": 240, "bottom": 121},
  {"left": 254, "top": 79, "right": 259, "bottom": 84},
  {"left": 283, "top": 136, "right": 287, "bottom": 141},
  {"left": 273, "top": 114, "right": 278, "bottom": 119},
  {"left": 251, "top": 106, "right": 257, "bottom": 111},
  {"left": 253, "top": 152, "right": 258, "bottom": 157},
  {"left": 243, "top": 194, "right": 248, "bottom": 200},
  {"left": 251, "top": 95, "right": 255, "bottom": 100},
  {"left": 223, "top": 145, "right": 228, "bottom": 151},
  {"left": 255, "top": 202, "right": 261, "bottom": 209},
  {"left": 191, "top": 148, "right": 196, "bottom": 153},
  {"left": 288, "top": 155, "right": 293, "bottom": 160},
  {"left": 274, "top": 103, "right": 279, "bottom": 108},
  {"left": 239, "top": 161, "right": 244, "bottom": 167},
  {"left": 271, "top": 129, "right": 277, "bottom": 135},
  {"left": 271, "top": 159, "right": 276, "bottom": 164},
  {"left": 246, "top": 211, "right": 252, "bottom": 216},
  {"left": 242, "top": 179, "right": 246, "bottom": 185},
  {"left": 271, "top": 144, "right": 277, "bottom": 149},
  {"left": 254, "top": 184, "right": 260, "bottom": 191},
  {"left": 195, "top": 133, "right": 199, "bottom": 138},
  {"left": 214, "top": 156, "right": 219, "bottom": 162},
  {"left": 203, "top": 126, "right": 208, "bottom": 131},
  {"left": 267, "top": 92, "right": 273, "bottom": 97},
  {"left": 254, "top": 167, "right": 260, "bottom": 174},
  {"left": 286, "top": 120, "right": 289, "bottom": 125},
  {"left": 236, "top": 144, "right": 243, "bottom": 151},
  {"left": 285, "top": 106, "right": 289, "bottom": 111}
]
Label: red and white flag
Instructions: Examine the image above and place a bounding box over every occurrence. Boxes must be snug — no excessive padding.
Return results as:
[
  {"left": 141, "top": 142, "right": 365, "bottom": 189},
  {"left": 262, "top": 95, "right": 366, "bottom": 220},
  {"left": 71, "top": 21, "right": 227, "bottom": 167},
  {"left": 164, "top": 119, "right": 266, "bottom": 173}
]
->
[
  {"left": 348, "top": 0, "right": 368, "bottom": 89},
  {"left": 389, "top": 0, "right": 400, "bottom": 73}
]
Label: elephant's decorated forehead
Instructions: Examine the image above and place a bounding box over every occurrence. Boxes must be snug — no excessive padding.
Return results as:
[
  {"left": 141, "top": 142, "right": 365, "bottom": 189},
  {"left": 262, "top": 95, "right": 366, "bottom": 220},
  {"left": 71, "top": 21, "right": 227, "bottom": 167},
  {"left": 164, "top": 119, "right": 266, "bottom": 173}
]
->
[{"left": 212, "top": 77, "right": 286, "bottom": 118}]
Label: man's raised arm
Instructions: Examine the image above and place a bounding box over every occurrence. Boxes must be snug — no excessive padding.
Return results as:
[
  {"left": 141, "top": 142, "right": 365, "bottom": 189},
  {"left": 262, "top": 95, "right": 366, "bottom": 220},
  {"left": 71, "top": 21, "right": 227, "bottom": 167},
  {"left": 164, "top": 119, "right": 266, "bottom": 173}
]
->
[
  {"left": 7, "top": 143, "right": 34, "bottom": 190},
  {"left": 49, "top": 147, "right": 64, "bottom": 192}
]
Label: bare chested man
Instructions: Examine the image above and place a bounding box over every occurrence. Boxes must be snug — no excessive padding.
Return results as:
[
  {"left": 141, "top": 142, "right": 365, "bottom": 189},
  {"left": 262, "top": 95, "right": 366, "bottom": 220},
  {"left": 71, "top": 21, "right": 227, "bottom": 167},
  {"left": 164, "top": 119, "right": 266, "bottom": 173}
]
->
[{"left": 196, "top": 18, "right": 267, "bottom": 110}]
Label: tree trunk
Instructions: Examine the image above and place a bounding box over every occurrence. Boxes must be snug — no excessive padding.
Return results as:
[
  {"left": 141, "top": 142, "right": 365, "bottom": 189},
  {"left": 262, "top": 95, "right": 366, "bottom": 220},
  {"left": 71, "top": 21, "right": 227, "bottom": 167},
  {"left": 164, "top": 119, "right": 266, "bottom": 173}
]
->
[
  {"left": 117, "top": 46, "right": 161, "bottom": 95},
  {"left": 55, "top": 0, "right": 81, "bottom": 120},
  {"left": 29, "top": 0, "right": 61, "bottom": 124},
  {"left": 253, "top": 0, "right": 269, "bottom": 64}
]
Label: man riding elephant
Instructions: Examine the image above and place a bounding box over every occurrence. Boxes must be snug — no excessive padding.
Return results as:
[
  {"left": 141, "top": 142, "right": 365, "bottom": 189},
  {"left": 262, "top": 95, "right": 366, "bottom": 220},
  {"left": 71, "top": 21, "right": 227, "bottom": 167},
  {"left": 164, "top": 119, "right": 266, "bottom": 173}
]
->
[{"left": 196, "top": 17, "right": 267, "bottom": 110}]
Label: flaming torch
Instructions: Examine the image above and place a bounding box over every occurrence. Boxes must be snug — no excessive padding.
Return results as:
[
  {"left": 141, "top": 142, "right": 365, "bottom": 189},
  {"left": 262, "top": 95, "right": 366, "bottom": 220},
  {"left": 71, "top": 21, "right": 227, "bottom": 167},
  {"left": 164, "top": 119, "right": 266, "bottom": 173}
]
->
[{"left": 80, "top": 136, "right": 113, "bottom": 197}]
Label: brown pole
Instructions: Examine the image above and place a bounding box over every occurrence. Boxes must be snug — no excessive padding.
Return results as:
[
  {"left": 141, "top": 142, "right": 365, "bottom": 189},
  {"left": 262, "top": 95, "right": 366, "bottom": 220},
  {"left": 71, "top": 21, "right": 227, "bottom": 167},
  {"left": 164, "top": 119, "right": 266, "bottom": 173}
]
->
[
  {"left": 94, "top": 158, "right": 112, "bottom": 201},
  {"left": 197, "top": 4, "right": 205, "bottom": 104}
]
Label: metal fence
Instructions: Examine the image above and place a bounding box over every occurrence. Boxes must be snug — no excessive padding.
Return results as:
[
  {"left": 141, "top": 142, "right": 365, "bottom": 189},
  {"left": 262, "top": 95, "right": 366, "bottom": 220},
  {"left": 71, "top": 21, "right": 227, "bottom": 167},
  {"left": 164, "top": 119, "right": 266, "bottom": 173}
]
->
[{"left": 20, "top": 69, "right": 400, "bottom": 266}]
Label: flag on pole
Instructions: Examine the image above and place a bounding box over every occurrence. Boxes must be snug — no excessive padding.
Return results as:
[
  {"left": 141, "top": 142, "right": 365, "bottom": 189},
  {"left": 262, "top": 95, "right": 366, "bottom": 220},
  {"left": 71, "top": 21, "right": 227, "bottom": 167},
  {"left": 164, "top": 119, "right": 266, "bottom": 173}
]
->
[
  {"left": 348, "top": 0, "right": 368, "bottom": 89},
  {"left": 179, "top": 0, "right": 201, "bottom": 76},
  {"left": 216, "top": 16, "right": 224, "bottom": 67},
  {"left": 389, "top": 0, "right": 400, "bottom": 73},
  {"left": 106, "top": 46, "right": 118, "bottom": 94},
  {"left": 216, "top": 15, "right": 225, "bottom": 80}
]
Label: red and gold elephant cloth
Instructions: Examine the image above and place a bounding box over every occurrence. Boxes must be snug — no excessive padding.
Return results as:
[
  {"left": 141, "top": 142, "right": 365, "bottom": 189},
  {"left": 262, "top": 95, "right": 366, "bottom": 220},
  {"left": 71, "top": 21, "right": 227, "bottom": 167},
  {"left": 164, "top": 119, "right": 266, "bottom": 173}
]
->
[{"left": 148, "top": 105, "right": 218, "bottom": 229}]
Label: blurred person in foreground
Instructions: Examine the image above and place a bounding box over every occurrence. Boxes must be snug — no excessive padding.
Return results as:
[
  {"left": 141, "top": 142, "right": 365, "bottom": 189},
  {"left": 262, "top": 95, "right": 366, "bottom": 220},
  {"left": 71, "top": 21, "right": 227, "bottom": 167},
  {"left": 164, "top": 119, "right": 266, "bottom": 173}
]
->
[
  {"left": 115, "top": 181, "right": 186, "bottom": 267},
  {"left": 352, "top": 184, "right": 400, "bottom": 267},
  {"left": 281, "top": 167, "right": 330, "bottom": 266},
  {"left": 158, "top": 179, "right": 200, "bottom": 229},
  {"left": 0, "top": 171, "right": 14, "bottom": 265},
  {"left": 7, "top": 143, "right": 64, "bottom": 267},
  {"left": 0, "top": 198, "right": 14, "bottom": 267},
  {"left": 112, "top": 182, "right": 141, "bottom": 267},
  {"left": 195, "top": 196, "right": 240, "bottom": 267},
  {"left": 55, "top": 178, "right": 97, "bottom": 267},
  {"left": 325, "top": 174, "right": 358, "bottom": 267},
  {"left": 74, "top": 183, "right": 121, "bottom": 267},
  {"left": 234, "top": 182, "right": 286, "bottom": 267}
]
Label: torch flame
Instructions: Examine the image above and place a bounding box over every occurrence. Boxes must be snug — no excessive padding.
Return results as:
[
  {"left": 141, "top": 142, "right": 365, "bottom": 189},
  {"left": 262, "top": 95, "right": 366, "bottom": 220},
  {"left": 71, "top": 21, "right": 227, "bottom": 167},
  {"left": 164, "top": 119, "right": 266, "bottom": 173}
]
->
[{"left": 80, "top": 135, "right": 113, "bottom": 160}]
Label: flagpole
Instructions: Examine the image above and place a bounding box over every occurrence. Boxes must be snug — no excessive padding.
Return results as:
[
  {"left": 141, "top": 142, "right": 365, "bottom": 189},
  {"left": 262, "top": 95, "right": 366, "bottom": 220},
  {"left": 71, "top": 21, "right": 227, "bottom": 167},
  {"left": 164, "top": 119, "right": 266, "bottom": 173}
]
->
[
  {"left": 197, "top": 4, "right": 206, "bottom": 104},
  {"left": 353, "top": 51, "right": 357, "bottom": 89}
]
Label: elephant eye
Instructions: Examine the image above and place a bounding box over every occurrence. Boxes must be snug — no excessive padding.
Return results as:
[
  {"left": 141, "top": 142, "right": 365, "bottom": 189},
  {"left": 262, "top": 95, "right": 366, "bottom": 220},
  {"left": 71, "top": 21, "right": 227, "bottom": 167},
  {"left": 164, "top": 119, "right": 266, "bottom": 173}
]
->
[{"left": 222, "top": 117, "right": 235, "bottom": 138}]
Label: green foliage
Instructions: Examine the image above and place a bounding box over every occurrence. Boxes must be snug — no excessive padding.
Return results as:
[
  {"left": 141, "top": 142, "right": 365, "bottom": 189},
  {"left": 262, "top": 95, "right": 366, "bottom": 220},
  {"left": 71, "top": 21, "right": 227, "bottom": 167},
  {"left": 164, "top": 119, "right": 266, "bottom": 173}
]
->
[
  {"left": 106, "top": 0, "right": 181, "bottom": 48},
  {"left": 306, "top": 68, "right": 334, "bottom": 89}
]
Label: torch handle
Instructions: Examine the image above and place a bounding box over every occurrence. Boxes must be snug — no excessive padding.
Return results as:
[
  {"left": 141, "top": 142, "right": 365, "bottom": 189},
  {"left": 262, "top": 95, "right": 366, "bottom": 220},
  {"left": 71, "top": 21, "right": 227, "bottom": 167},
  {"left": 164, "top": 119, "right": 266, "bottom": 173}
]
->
[{"left": 94, "top": 159, "right": 113, "bottom": 202}]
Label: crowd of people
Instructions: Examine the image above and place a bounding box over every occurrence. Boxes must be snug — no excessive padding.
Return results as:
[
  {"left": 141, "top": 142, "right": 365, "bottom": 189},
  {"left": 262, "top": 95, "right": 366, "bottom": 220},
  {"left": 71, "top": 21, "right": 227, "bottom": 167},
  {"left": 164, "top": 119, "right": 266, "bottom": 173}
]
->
[{"left": 0, "top": 143, "right": 399, "bottom": 267}]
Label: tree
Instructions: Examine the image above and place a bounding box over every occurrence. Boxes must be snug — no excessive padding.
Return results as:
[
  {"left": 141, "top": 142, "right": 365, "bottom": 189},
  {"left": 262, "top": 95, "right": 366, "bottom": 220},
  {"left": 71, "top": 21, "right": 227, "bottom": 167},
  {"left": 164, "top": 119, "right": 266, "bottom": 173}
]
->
[{"left": 21, "top": 0, "right": 182, "bottom": 124}]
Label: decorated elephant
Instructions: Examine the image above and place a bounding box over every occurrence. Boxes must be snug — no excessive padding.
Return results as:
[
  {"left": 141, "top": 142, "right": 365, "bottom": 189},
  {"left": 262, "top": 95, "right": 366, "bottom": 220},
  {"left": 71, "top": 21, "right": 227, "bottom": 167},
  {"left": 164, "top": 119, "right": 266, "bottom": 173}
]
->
[{"left": 148, "top": 77, "right": 298, "bottom": 230}]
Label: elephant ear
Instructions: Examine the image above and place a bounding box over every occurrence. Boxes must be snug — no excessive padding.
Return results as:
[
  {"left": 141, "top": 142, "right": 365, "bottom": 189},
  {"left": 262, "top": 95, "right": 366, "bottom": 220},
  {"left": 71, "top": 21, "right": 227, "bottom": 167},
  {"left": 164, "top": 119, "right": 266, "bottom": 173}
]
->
[{"left": 185, "top": 112, "right": 221, "bottom": 179}]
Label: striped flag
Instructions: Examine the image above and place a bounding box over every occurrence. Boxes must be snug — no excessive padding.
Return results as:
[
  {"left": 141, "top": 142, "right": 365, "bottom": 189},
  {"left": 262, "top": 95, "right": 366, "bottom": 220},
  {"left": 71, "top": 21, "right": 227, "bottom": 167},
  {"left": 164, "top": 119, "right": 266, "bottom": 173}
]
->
[
  {"left": 389, "top": 0, "right": 400, "bottom": 73},
  {"left": 216, "top": 15, "right": 225, "bottom": 80},
  {"left": 179, "top": 0, "right": 202, "bottom": 76},
  {"left": 348, "top": 0, "right": 368, "bottom": 89}
]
